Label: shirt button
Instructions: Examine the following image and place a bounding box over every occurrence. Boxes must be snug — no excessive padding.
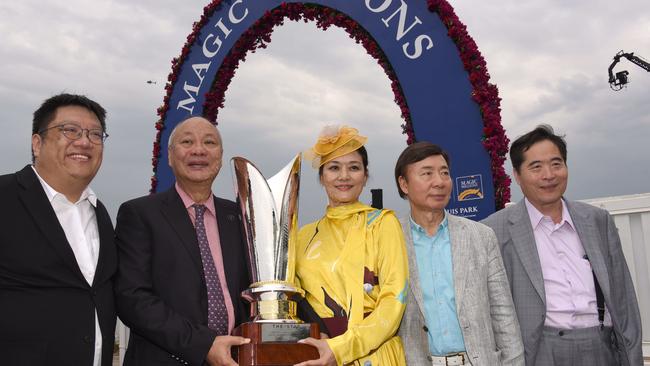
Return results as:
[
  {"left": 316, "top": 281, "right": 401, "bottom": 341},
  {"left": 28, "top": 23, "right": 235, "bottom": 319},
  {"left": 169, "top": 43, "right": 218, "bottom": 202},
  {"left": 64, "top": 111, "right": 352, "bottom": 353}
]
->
[
  {"left": 559, "top": 331, "right": 565, "bottom": 336},
  {"left": 422, "top": 325, "right": 429, "bottom": 332},
  {"left": 83, "top": 335, "right": 93, "bottom": 344}
]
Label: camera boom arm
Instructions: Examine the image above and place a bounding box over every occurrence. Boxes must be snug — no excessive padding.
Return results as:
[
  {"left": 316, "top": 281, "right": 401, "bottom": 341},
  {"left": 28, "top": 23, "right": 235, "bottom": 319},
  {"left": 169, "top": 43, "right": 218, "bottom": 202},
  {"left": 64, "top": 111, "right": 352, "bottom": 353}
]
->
[{"left": 608, "top": 50, "right": 650, "bottom": 90}]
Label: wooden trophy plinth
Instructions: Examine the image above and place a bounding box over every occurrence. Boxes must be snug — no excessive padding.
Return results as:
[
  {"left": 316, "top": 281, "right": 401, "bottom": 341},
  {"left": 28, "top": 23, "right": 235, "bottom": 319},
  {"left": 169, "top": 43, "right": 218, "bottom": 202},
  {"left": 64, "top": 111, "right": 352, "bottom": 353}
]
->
[{"left": 234, "top": 322, "right": 320, "bottom": 366}]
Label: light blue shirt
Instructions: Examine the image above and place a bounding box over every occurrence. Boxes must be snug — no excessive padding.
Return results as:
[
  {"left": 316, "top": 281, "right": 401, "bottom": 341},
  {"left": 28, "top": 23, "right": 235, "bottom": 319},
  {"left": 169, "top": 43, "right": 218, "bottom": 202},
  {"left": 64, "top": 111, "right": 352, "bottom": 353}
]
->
[{"left": 410, "top": 215, "right": 466, "bottom": 356}]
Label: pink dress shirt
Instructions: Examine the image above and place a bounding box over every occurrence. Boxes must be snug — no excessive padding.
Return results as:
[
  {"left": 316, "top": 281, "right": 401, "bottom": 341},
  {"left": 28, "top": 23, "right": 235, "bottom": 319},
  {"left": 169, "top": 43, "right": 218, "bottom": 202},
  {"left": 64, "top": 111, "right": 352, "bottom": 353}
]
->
[
  {"left": 525, "top": 198, "right": 609, "bottom": 329},
  {"left": 176, "top": 183, "right": 235, "bottom": 333}
]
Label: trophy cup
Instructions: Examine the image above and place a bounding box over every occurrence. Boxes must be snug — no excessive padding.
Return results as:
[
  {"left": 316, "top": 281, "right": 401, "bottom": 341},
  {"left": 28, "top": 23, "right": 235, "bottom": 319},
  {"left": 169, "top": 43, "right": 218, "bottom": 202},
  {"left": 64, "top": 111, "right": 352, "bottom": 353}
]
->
[{"left": 231, "top": 154, "right": 319, "bottom": 365}]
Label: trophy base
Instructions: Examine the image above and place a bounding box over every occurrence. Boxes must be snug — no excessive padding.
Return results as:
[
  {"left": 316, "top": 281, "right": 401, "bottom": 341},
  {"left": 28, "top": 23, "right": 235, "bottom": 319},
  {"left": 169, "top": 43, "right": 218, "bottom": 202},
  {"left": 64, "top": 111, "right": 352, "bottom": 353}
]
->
[{"left": 234, "top": 322, "right": 320, "bottom": 366}]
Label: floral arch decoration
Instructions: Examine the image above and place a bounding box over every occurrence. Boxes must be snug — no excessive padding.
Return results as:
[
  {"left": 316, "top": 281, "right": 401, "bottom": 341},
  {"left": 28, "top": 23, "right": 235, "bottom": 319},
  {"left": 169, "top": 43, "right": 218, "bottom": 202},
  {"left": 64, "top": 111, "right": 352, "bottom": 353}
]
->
[{"left": 151, "top": 0, "right": 511, "bottom": 219}]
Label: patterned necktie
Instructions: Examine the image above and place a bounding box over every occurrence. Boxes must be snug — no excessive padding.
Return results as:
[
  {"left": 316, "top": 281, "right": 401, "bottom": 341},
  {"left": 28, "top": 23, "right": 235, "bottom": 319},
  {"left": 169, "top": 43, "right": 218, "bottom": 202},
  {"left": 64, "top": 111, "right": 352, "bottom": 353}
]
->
[{"left": 193, "top": 204, "right": 228, "bottom": 335}]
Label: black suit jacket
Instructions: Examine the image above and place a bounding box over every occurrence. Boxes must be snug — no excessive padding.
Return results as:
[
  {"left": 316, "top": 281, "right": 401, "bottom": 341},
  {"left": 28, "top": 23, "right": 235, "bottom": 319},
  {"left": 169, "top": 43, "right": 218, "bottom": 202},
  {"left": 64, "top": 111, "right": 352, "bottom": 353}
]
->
[
  {"left": 114, "top": 187, "right": 250, "bottom": 366},
  {"left": 0, "top": 165, "right": 117, "bottom": 366}
]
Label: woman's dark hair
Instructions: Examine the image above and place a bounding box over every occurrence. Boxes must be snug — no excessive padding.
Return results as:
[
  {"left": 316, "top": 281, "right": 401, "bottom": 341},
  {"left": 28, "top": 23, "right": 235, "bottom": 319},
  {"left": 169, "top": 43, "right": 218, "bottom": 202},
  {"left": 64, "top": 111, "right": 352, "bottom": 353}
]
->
[
  {"left": 510, "top": 124, "right": 567, "bottom": 173},
  {"left": 318, "top": 145, "right": 368, "bottom": 176},
  {"left": 394, "top": 142, "right": 450, "bottom": 199}
]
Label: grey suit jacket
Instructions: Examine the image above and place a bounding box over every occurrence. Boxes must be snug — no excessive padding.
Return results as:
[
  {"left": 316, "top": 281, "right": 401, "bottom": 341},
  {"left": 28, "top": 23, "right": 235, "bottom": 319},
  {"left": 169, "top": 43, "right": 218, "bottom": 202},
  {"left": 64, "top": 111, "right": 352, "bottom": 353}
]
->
[
  {"left": 398, "top": 214, "right": 524, "bottom": 366},
  {"left": 482, "top": 199, "right": 643, "bottom": 366}
]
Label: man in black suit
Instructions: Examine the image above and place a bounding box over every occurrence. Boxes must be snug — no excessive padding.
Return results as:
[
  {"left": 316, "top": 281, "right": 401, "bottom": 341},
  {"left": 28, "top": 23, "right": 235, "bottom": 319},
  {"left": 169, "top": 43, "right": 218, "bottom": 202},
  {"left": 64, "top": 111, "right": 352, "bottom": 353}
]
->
[
  {"left": 0, "top": 93, "right": 116, "bottom": 366},
  {"left": 115, "top": 116, "right": 251, "bottom": 366}
]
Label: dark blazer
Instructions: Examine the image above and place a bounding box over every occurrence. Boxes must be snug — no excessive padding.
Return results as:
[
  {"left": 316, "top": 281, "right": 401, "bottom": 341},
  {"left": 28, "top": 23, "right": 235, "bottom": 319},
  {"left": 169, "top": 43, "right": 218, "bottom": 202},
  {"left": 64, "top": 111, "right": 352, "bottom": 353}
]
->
[
  {"left": 482, "top": 199, "right": 643, "bottom": 366},
  {"left": 114, "top": 187, "right": 250, "bottom": 366},
  {"left": 0, "top": 165, "right": 117, "bottom": 366}
]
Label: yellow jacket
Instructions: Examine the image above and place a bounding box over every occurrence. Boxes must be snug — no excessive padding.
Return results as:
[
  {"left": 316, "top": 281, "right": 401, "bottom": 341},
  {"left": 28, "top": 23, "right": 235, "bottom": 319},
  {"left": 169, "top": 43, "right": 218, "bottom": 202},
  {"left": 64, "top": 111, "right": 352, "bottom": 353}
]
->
[{"left": 296, "top": 202, "right": 408, "bottom": 365}]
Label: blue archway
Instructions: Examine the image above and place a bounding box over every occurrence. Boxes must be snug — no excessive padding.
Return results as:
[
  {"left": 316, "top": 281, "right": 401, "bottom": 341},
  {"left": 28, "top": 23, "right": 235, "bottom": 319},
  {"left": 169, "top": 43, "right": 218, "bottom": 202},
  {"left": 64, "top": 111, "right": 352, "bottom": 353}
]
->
[{"left": 151, "top": 0, "right": 510, "bottom": 220}]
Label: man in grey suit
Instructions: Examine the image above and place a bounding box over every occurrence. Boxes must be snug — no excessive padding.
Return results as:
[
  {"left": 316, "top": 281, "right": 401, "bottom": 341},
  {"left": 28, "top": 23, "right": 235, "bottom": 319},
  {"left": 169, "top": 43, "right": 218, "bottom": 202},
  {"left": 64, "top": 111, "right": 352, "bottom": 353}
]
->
[
  {"left": 395, "top": 142, "right": 524, "bottom": 366},
  {"left": 482, "top": 125, "right": 642, "bottom": 366}
]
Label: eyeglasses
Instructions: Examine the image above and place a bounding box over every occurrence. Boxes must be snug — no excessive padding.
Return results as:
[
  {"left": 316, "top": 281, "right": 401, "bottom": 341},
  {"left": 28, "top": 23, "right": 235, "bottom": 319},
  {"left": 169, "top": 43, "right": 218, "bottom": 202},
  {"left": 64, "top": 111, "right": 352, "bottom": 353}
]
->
[{"left": 39, "top": 123, "right": 109, "bottom": 145}]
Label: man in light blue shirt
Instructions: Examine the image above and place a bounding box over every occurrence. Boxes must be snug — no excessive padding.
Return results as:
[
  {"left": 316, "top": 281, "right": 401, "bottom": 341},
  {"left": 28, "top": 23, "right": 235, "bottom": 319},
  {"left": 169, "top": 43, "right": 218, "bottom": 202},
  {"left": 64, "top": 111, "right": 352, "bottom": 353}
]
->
[
  {"left": 396, "top": 142, "right": 523, "bottom": 366},
  {"left": 410, "top": 215, "right": 466, "bottom": 356}
]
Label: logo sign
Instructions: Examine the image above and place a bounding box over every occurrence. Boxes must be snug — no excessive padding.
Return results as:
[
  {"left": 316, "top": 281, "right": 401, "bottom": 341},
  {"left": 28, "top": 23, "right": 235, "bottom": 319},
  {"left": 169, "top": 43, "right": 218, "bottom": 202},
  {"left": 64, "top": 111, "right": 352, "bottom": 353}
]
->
[
  {"left": 456, "top": 175, "right": 484, "bottom": 202},
  {"left": 153, "top": 0, "right": 507, "bottom": 220}
]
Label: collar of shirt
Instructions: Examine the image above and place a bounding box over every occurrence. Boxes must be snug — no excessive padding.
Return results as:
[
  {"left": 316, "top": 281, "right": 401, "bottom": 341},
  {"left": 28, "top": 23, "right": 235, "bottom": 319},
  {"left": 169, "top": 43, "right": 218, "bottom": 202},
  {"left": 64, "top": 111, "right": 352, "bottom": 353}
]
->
[
  {"left": 31, "top": 165, "right": 97, "bottom": 206},
  {"left": 409, "top": 211, "right": 448, "bottom": 245},
  {"left": 175, "top": 183, "right": 216, "bottom": 218},
  {"left": 524, "top": 197, "right": 575, "bottom": 231}
]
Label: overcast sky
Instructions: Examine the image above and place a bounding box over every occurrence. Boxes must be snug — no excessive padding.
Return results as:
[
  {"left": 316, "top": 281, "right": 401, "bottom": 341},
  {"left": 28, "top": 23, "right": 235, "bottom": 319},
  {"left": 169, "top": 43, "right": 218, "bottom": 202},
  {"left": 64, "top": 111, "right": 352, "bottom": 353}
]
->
[{"left": 1, "top": 0, "right": 649, "bottom": 223}]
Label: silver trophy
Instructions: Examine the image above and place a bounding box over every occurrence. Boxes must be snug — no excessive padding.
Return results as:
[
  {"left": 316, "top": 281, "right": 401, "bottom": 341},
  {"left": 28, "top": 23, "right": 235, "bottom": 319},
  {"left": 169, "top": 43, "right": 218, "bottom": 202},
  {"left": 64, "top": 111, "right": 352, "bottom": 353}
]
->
[
  {"left": 231, "top": 155, "right": 320, "bottom": 363},
  {"left": 231, "top": 154, "right": 305, "bottom": 324}
]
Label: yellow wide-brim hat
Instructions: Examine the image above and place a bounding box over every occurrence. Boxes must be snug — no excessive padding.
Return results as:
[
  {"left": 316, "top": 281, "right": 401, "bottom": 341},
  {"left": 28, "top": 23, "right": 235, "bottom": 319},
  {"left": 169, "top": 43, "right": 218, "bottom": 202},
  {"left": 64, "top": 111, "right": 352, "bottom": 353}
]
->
[{"left": 305, "top": 125, "right": 367, "bottom": 168}]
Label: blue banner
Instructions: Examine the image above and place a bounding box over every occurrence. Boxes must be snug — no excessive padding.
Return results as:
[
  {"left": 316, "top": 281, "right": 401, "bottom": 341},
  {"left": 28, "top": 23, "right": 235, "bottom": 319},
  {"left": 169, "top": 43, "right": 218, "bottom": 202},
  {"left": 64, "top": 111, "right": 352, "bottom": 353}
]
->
[{"left": 155, "top": 0, "right": 500, "bottom": 220}]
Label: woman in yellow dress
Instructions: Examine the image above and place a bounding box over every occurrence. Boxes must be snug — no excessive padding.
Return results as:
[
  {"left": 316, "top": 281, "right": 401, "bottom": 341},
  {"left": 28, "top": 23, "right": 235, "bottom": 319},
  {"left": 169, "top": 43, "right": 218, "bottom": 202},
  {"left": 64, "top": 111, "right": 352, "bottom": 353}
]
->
[{"left": 295, "top": 126, "right": 408, "bottom": 366}]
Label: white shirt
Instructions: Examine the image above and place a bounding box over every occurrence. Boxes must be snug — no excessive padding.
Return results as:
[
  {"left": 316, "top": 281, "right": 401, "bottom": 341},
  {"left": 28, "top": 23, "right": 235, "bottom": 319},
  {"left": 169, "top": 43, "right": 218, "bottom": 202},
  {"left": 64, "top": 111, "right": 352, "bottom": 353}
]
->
[{"left": 32, "top": 166, "right": 102, "bottom": 366}]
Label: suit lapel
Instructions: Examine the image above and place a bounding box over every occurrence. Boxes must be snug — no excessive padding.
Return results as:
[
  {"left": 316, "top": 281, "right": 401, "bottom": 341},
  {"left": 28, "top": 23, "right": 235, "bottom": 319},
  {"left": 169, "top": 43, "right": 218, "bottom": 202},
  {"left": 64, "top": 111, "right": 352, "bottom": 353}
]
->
[
  {"left": 400, "top": 217, "right": 426, "bottom": 317},
  {"left": 567, "top": 201, "right": 611, "bottom": 300},
  {"left": 508, "top": 200, "right": 546, "bottom": 303},
  {"left": 160, "top": 189, "right": 204, "bottom": 275},
  {"left": 448, "top": 215, "right": 468, "bottom": 312},
  {"left": 16, "top": 166, "right": 89, "bottom": 284},
  {"left": 92, "top": 200, "right": 115, "bottom": 287}
]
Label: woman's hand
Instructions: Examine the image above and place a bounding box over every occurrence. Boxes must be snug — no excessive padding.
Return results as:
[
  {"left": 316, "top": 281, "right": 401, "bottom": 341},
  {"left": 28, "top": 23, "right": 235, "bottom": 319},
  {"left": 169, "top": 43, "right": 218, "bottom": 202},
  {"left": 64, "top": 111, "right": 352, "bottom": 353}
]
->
[{"left": 294, "top": 337, "right": 336, "bottom": 366}]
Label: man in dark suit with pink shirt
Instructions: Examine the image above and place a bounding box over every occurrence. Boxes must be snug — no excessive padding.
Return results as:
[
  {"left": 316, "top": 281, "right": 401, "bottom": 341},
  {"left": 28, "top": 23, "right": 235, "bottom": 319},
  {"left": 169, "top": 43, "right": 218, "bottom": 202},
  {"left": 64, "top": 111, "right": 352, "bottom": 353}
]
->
[{"left": 115, "top": 117, "right": 250, "bottom": 366}]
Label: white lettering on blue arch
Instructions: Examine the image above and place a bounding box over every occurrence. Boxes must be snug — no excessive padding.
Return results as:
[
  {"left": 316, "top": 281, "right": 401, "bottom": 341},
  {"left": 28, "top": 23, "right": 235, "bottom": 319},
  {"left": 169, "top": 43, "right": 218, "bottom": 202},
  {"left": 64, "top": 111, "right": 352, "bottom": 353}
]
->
[
  {"left": 365, "top": 0, "right": 434, "bottom": 59},
  {"left": 177, "top": 0, "right": 250, "bottom": 113},
  {"left": 177, "top": 0, "right": 435, "bottom": 113}
]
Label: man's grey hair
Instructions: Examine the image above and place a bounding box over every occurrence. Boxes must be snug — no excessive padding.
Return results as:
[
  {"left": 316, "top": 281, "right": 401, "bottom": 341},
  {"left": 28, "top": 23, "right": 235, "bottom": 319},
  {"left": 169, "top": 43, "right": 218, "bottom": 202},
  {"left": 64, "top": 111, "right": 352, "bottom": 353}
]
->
[{"left": 167, "top": 116, "right": 222, "bottom": 150}]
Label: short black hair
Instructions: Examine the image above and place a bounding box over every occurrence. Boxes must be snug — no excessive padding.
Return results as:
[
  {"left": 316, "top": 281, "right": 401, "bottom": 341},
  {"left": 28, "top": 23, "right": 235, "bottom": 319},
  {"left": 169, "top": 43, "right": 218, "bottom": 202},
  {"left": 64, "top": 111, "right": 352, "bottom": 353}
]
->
[
  {"left": 318, "top": 145, "right": 369, "bottom": 177},
  {"left": 510, "top": 124, "right": 567, "bottom": 173},
  {"left": 33, "top": 93, "right": 106, "bottom": 135},
  {"left": 394, "top": 142, "right": 450, "bottom": 199}
]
